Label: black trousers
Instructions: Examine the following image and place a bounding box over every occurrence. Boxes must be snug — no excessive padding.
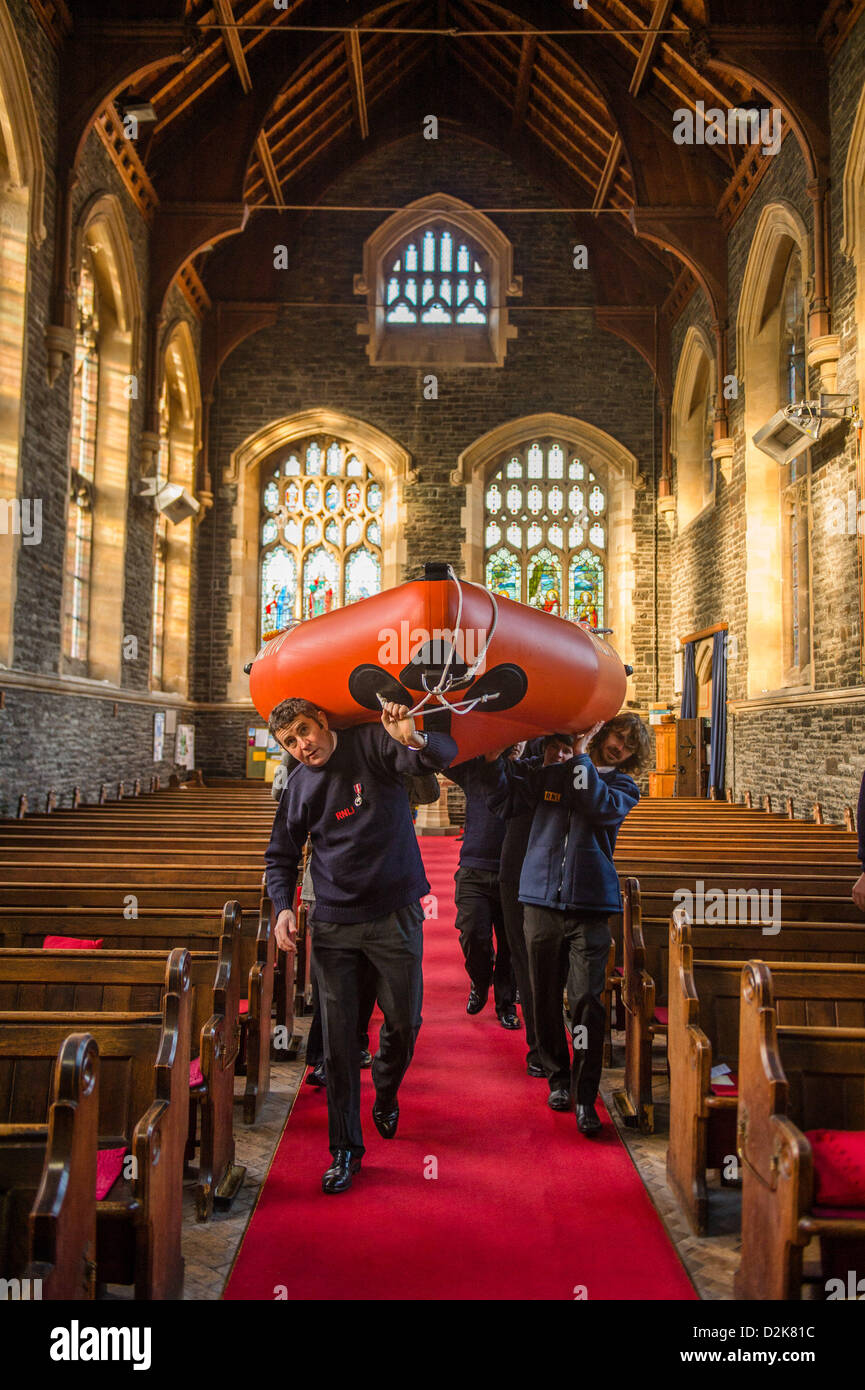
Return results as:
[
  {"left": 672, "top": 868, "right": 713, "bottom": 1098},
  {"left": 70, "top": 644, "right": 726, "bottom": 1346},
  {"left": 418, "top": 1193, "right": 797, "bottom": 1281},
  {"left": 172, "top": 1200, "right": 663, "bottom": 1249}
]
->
[
  {"left": 499, "top": 877, "right": 540, "bottom": 1069},
  {"left": 522, "top": 904, "right": 611, "bottom": 1104},
  {"left": 453, "top": 866, "right": 515, "bottom": 1013},
  {"left": 312, "top": 903, "right": 424, "bottom": 1155},
  {"left": 305, "top": 955, "right": 377, "bottom": 1067}
]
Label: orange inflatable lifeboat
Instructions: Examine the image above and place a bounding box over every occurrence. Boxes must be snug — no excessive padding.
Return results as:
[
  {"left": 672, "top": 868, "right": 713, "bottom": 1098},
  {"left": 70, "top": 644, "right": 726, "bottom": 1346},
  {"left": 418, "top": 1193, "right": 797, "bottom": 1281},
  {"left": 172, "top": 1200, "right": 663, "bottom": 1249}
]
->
[{"left": 248, "top": 562, "right": 631, "bottom": 764}]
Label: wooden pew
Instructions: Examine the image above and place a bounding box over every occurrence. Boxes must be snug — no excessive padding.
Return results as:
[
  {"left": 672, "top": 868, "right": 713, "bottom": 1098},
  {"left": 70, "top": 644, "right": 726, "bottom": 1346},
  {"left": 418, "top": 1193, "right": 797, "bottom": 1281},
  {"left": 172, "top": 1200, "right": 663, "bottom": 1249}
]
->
[
  {"left": 0, "top": 952, "right": 191, "bottom": 1299},
  {"left": 0, "top": 1031, "right": 98, "bottom": 1300},
  {"left": 0, "top": 937, "right": 243, "bottom": 1222},
  {"left": 615, "top": 862, "right": 864, "bottom": 1131},
  {"left": 734, "top": 961, "right": 865, "bottom": 1300},
  {"left": 667, "top": 914, "right": 865, "bottom": 1233},
  {"left": 0, "top": 901, "right": 277, "bottom": 1128}
]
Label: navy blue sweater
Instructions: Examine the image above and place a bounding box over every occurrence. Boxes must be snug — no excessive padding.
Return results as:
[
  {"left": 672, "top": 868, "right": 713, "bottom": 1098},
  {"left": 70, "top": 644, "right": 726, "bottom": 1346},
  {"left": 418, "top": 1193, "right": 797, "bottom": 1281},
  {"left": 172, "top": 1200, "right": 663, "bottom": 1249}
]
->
[
  {"left": 484, "top": 754, "right": 640, "bottom": 914},
  {"left": 265, "top": 724, "right": 457, "bottom": 923},
  {"left": 447, "top": 757, "right": 507, "bottom": 872},
  {"left": 493, "top": 755, "right": 542, "bottom": 885}
]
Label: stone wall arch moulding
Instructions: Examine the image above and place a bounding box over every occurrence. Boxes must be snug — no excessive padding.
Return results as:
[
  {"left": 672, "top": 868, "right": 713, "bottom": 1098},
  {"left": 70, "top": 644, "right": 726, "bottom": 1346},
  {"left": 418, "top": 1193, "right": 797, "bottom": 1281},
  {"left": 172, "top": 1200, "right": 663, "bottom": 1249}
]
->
[
  {"left": 671, "top": 325, "right": 718, "bottom": 528},
  {"left": 0, "top": 0, "right": 46, "bottom": 246},
  {"left": 736, "top": 201, "right": 811, "bottom": 380},
  {"left": 354, "top": 194, "right": 523, "bottom": 367},
  {"left": 226, "top": 409, "right": 415, "bottom": 704},
  {"left": 453, "top": 413, "right": 640, "bottom": 674}
]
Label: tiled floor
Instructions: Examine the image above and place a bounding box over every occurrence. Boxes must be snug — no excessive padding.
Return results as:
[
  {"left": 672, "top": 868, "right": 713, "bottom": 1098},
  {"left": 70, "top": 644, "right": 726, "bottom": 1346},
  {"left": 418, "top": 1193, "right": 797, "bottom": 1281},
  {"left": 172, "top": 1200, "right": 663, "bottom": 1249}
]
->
[{"left": 169, "top": 1020, "right": 754, "bottom": 1302}]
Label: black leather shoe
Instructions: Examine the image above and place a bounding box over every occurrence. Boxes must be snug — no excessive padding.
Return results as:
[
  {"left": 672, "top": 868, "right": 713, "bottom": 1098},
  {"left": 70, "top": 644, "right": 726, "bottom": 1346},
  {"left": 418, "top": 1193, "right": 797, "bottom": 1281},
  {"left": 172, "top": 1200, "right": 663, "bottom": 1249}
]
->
[
  {"left": 322, "top": 1149, "right": 362, "bottom": 1193},
  {"left": 359, "top": 1049, "right": 372, "bottom": 1068},
  {"left": 466, "top": 986, "right": 487, "bottom": 1015},
  {"left": 497, "top": 1008, "right": 521, "bottom": 1030},
  {"left": 372, "top": 1097, "right": 399, "bottom": 1139},
  {"left": 305, "top": 1062, "right": 326, "bottom": 1087},
  {"left": 576, "top": 1102, "right": 602, "bottom": 1135},
  {"left": 547, "top": 1087, "right": 571, "bottom": 1111},
  {"left": 527, "top": 1062, "right": 545, "bottom": 1078}
]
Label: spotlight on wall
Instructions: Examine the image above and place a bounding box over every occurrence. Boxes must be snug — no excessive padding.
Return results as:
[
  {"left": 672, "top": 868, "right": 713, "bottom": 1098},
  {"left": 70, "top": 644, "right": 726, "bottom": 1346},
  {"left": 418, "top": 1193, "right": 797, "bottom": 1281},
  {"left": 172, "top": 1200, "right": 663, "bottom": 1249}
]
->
[
  {"left": 137, "top": 478, "right": 201, "bottom": 524},
  {"left": 752, "top": 393, "right": 856, "bottom": 465}
]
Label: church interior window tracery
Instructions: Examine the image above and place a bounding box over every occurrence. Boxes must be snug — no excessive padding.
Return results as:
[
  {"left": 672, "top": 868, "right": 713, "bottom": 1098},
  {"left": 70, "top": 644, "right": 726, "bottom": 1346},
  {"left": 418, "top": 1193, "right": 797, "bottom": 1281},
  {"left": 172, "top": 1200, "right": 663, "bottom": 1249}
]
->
[
  {"left": 260, "top": 436, "right": 383, "bottom": 640},
  {"left": 483, "top": 440, "right": 606, "bottom": 625}
]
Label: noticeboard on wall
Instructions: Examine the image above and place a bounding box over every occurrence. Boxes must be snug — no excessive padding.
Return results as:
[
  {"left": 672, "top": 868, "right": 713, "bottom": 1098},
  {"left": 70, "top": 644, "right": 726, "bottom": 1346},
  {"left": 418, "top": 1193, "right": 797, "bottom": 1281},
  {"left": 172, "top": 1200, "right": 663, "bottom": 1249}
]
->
[{"left": 246, "top": 725, "right": 282, "bottom": 780}]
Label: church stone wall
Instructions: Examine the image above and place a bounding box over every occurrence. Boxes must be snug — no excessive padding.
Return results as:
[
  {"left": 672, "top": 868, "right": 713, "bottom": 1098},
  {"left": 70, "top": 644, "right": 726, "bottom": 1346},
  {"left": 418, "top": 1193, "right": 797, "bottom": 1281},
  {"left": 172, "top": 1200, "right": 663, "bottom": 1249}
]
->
[
  {"left": 0, "top": 9, "right": 195, "bottom": 813},
  {"left": 664, "top": 20, "right": 865, "bottom": 821},
  {"left": 196, "top": 133, "right": 663, "bottom": 774}
]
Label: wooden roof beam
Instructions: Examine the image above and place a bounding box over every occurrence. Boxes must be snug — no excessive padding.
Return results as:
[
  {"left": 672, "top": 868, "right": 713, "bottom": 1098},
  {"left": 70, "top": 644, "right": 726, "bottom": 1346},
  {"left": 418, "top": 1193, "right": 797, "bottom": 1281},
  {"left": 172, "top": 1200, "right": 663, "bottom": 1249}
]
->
[
  {"left": 629, "top": 0, "right": 674, "bottom": 95},
  {"left": 344, "top": 28, "right": 369, "bottom": 139},
  {"left": 213, "top": 0, "right": 253, "bottom": 94},
  {"left": 592, "top": 133, "right": 622, "bottom": 215},
  {"left": 255, "top": 131, "right": 284, "bottom": 207},
  {"left": 511, "top": 34, "right": 538, "bottom": 133}
]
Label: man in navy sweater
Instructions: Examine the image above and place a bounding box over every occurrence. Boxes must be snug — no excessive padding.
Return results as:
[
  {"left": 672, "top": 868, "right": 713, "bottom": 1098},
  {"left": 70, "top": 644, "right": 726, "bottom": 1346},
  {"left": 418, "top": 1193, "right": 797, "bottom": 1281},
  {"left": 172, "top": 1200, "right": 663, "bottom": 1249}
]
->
[
  {"left": 486, "top": 713, "right": 649, "bottom": 1135},
  {"left": 496, "top": 733, "right": 575, "bottom": 1076},
  {"left": 447, "top": 754, "right": 518, "bottom": 1027},
  {"left": 265, "top": 696, "right": 457, "bottom": 1193}
]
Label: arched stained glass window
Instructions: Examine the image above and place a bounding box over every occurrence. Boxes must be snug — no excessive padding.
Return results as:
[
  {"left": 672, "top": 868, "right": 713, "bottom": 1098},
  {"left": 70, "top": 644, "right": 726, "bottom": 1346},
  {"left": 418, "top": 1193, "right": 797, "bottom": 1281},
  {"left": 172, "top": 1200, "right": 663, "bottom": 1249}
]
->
[
  {"left": 385, "top": 226, "right": 489, "bottom": 325},
  {"left": 483, "top": 440, "right": 607, "bottom": 626},
  {"left": 259, "top": 436, "right": 383, "bottom": 640}
]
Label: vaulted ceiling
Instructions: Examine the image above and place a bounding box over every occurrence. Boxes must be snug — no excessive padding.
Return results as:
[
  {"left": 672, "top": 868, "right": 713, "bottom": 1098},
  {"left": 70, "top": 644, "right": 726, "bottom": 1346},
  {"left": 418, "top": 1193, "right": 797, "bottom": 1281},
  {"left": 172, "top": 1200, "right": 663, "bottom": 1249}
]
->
[{"left": 34, "top": 0, "right": 862, "bottom": 393}]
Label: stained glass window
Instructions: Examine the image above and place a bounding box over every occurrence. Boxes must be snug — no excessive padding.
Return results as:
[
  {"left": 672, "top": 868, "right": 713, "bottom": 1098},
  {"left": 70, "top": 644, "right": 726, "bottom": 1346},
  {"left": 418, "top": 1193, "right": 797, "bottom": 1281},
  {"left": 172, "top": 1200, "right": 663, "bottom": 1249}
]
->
[
  {"left": 259, "top": 435, "right": 384, "bottom": 640},
  {"left": 385, "top": 227, "right": 489, "bottom": 325},
  {"left": 483, "top": 440, "right": 606, "bottom": 626},
  {"left": 570, "top": 551, "right": 604, "bottom": 628},
  {"left": 485, "top": 547, "right": 520, "bottom": 602},
  {"left": 62, "top": 249, "right": 99, "bottom": 668}
]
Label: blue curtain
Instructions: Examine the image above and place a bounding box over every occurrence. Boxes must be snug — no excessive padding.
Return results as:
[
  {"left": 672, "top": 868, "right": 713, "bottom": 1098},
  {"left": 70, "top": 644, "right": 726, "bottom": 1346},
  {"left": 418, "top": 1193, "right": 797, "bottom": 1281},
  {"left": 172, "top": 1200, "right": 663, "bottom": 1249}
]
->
[
  {"left": 708, "top": 629, "right": 727, "bottom": 797},
  {"left": 680, "top": 642, "right": 696, "bottom": 719}
]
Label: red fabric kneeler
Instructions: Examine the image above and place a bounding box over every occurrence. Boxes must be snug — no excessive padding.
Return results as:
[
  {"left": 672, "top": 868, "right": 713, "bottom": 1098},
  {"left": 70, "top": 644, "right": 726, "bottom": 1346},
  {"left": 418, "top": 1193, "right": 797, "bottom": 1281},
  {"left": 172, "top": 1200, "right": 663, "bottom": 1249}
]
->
[
  {"left": 96, "top": 1147, "right": 127, "bottom": 1200},
  {"left": 805, "top": 1129, "right": 865, "bottom": 1208},
  {"left": 709, "top": 1071, "right": 738, "bottom": 1098},
  {"left": 653, "top": 1006, "right": 668, "bottom": 1026},
  {"left": 43, "top": 935, "right": 104, "bottom": 950},
  {"left": 189, "top": 1057, "right": 205, "bottom": 1089},
  {"left": 239, "top": 999, "right": 249, "bottom": 1016}
]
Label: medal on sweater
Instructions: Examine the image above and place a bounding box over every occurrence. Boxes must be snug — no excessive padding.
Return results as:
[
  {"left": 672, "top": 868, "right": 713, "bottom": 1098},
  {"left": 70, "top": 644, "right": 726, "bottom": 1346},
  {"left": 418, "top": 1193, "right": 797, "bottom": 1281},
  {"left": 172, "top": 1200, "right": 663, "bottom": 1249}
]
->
[{"left": 353, "top": 781, "right": 363, "bottom": 807}]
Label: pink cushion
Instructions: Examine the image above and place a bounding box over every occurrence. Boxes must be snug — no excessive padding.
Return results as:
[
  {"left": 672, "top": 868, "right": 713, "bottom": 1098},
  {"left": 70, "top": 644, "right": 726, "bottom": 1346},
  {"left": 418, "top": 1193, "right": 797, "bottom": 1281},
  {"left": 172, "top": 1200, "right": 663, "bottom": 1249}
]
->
[
  {"left": 189, "top": 1057, "right": 205, "bottom": 1089},
  {"left": 709, "top": 1071, "right": 738, "bottom": 1098},
  {"left": 239, "top": 999, "right": 249, "bottom": 1016},
  {"left": 653, "top": 1006, "right": 668, "bottom": 1026},
  {"left": 805, "top": 1130, "right": 865, "bottom": 1208},
  {"left": 43, "top": 935, "right": 104, "bottom": 950},
  {"left": 96, "top": 1147, "right": 127, "bottom": 1200}
]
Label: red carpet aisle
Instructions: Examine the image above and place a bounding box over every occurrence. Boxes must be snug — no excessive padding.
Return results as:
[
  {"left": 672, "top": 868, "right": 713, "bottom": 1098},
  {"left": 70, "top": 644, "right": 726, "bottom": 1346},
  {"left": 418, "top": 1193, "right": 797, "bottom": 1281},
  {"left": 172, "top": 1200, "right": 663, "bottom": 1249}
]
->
[{"left": 225, "top": 840, "right": 696, "bottom": 1301}]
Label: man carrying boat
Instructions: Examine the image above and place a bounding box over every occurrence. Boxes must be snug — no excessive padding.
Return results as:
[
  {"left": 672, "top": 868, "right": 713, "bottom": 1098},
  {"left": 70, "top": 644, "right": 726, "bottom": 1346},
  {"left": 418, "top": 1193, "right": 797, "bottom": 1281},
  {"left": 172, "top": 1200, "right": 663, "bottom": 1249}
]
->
[{"left": 265, "top": 697, "right": 457, "bottom": 1193}]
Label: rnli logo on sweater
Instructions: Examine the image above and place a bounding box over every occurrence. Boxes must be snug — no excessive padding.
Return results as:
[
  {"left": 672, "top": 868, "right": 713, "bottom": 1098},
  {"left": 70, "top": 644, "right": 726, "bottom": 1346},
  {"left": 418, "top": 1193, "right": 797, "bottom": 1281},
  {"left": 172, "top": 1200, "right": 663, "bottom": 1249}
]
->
[
  {"left": 335, "top": 784, "right": 364, "bottom": 820},
  {"left": 335, "top": 806, "right": 356, "bottom": 820},
  {"left": 544, "top": 790, "right": 561, "bottom": 802}
]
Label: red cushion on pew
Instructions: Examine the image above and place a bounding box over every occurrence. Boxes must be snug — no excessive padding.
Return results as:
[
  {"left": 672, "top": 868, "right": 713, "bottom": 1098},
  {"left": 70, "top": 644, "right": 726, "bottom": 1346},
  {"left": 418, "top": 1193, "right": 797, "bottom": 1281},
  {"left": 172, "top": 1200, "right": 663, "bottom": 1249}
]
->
[
  {"left": 805, "top": 1130, "right": 865, "bottom": 1208},
  {"left": 613, "top": 966, "right": 624, "bottom": 977},
  {"left": 96, "top": 1147, "right": 127, "bottom": 1200},
  {"left": 653, "top": 1006, "right": 668, "bottom": 1026},
  {"left": 813, "top": 1206, "right": 865, "bottom": 1220},
  {"left": 43, "top": 935, "right": 104, "bottom": 950},
  {"left": 239, "top": 999, "right": 249, "bottom": 1016},
  {"left": 189, "top": 1057, "right": 205, "bottom": 1089},
  {"left": 709, "top": 1071, "right": 738, "bottom": 1098}
]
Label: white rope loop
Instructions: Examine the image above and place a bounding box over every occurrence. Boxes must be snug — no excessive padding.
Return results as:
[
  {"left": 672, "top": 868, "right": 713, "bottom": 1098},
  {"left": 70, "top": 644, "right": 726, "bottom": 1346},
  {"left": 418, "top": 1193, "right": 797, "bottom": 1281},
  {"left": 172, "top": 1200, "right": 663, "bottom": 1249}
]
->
[{"left": 381, "top": 565, "right": 501, "bottom": 718}]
